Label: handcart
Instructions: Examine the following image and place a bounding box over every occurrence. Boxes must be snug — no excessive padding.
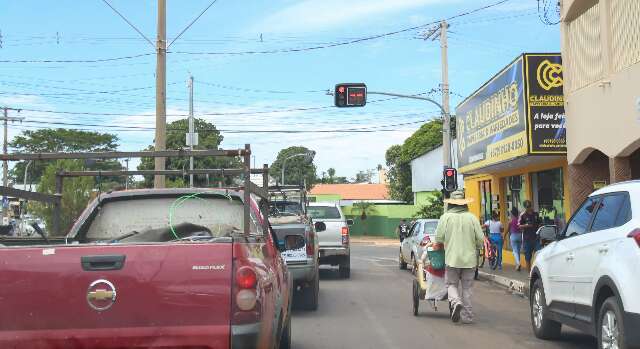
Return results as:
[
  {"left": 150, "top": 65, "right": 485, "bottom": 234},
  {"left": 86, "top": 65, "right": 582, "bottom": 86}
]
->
[{"left": 412, "top": 243, "right": 451, "bottom": 316}]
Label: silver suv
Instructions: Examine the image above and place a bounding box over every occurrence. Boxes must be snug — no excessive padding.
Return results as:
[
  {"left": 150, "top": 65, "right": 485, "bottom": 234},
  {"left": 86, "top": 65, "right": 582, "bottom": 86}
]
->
[{"left": 307, "top": 203, "right": 353, "bottom": 279}]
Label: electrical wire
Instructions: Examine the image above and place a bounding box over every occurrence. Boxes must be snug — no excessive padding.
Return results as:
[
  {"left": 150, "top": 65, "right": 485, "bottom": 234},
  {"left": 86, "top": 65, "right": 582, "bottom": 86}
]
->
[
  {"left": 168, "top": 0, "right": 220, "bottom": 48},
  {"left": 0, "top": 53, "right": 155, "bottom": 64},
  {"left": 101, "top": 0, "right": 155, "bottom": 48}
]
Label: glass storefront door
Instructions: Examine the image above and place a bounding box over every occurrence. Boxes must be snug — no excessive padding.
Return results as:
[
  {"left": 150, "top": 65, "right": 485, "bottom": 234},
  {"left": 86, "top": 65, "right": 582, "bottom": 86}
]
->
[
  {"left": 531, "top": 168, "right": 566, "bottom": 231},
  {"left": 479, "top": 180, "right": 493, "bottom": 223}
]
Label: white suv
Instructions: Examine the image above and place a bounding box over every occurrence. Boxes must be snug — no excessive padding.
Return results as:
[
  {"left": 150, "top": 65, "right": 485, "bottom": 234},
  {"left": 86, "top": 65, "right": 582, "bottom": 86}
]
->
[{"left": 529, "top": 181, "right": 640, "bottom": 349}]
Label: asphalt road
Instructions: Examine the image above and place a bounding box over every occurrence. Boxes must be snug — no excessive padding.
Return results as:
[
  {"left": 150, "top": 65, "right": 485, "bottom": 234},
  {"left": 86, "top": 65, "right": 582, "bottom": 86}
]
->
[{"left": 291, "top": 244, "right": 596, "bottom": 349}]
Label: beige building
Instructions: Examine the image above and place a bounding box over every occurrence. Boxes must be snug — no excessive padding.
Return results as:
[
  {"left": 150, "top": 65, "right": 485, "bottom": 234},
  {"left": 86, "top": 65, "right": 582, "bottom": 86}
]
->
[{"left": 561, "top": 0, "right": 640, "bottom": 211}]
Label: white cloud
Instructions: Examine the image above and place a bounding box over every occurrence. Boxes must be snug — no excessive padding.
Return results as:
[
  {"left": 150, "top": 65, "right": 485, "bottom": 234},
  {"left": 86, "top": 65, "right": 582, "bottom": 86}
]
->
[{"left": 253, "top": 0, "right": 452, "bottom": 34}]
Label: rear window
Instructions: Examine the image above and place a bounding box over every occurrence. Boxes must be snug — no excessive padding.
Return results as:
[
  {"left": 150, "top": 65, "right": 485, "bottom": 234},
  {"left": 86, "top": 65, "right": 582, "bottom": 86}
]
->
[
  {"left": 423, "top": 222, "right": 438, "bottom": 235},
  {"left": 270, "top": 201, "right": 303, "bottom": 216},
  {"left": 307, "top": 206, "right": 341, "bottom": 219},
  {"left": 82, "top": 196, "right": 248, "bottom": 243}
]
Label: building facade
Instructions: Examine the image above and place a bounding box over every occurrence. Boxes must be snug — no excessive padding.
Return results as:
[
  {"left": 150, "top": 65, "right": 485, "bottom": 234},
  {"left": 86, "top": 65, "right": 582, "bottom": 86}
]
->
[
  {"left": 561, "top": 0, "right": 640, "bottom": 211},
  {"left": 457, "top": 54, "right": 569, "bottom": 264},
  {"left": 410, "top": 142, "right": 462, "bottom": 206}
]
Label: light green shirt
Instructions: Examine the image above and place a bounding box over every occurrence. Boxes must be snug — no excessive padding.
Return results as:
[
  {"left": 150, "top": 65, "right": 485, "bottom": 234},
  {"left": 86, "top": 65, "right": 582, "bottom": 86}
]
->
[{"left": 435, "top": 205, "right": 484, "bottom": 268}]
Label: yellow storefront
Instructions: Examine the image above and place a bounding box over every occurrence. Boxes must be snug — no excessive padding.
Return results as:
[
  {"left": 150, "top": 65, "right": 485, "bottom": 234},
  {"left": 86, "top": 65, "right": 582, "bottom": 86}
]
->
[{"left": 456, "top": 53, "right": 569, "bottom": 266}]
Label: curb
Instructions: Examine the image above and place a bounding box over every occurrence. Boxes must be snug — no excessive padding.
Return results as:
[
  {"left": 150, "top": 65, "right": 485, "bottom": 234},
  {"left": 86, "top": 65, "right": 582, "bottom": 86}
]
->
[
  {"left": 478, "top": 270, "right": 529, "bottom": 298},
  {"left": 351, "top": 240, "right": 400, "bottom": 247}
]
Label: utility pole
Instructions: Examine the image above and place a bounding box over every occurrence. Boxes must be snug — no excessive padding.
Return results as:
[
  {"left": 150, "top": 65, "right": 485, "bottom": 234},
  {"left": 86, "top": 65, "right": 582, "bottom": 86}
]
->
[
  {"left": 154, "top": 0, "right": 167, "bottom": 188},
  {"left": 124, "top": 158, "right": 130, "bottom": 189},
  {"left": 188, "top": 75, "right": 195, "bottom": 187},
  {"left": 1, "top": 107, "right": 24, "bottom": 221},
  {"left": 440, "top": 20, "right": 451, "bottom": 168}
]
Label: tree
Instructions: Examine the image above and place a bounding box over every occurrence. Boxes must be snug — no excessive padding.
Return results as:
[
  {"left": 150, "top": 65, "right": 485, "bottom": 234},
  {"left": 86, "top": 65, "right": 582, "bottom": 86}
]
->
[
  {"left": 327, "top": 168, "right": 336, "bottom": 182},
  {"left": 352, "top": 201, "right": 378, "bottom": 235},
  {"left": 413, "top": 191, "right": 444, "bottom": 219},
  {"left": 31, "top": 160, "right": 95, "bottom": 235},
  {"left": 386, "top": 120, "right": 444, "bottom": 202},
  {"left": 270, "top": 146, "right": 317, "bottom": 186},
  {"left": 138, "top": 118, "right": 241, "bottom": 187},
  {"left": 353, "top": 170, "right": 374, "bottom": 183},
  {"left": 10, "top": 129, "right": 120, "bottom": 185}
]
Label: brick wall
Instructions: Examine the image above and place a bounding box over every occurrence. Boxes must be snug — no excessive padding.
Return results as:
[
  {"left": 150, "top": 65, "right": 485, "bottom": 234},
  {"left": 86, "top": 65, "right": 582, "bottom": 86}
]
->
[{"left": 568, "top": 150, "right": 610, "bottom": 212}]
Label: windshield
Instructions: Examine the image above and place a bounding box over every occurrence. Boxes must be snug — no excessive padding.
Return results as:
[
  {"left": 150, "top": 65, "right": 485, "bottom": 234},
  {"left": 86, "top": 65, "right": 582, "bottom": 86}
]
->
[
  {"left": 423, "top": 221, "right": 438, "bottom": 235},
  {"left": 270, "top": 201, "right": 303, "bottom": 216},
  {"left": 83, "top": 196, "right": 245, "bottom": 242},
  {"left": 307, "top": 206, "right": 341, "bottom": 219}
]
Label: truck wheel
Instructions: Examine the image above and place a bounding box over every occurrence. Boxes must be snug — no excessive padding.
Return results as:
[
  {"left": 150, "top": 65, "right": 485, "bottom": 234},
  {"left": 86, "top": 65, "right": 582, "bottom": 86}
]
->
[
  {"left": 301, "top": 275, "right": 319, "bottom": 311},
  {"left": 339, "top": 256, "right": 351, "bottom": 279},
  {"left": 279, "top": 313, "right": 291, "bottom": 349},
  {"left": 530, "top": 279, "right": 561, "bottom": 340}
]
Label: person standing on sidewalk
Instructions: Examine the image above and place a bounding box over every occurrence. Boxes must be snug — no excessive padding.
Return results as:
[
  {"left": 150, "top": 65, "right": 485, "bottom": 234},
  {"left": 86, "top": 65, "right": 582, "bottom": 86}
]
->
[
  {"left": 435, "top": 190, "right": 484, "bottom": 324},
  {"left": 519, "top": 200, "right": 541, "bottom": 272},
  {"left": 483, "top": 211, "right": 504, "bottom": 270},
  {"left": 508, "top": 207, "right": 523, "bottom": 272},
  {"left": 397, "top": 219, "right": 409, "bottom": 242}
]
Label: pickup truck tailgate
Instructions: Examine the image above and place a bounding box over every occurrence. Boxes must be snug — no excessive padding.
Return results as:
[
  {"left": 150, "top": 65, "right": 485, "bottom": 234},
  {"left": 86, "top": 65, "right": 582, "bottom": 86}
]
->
[
  {"left": 0, "top": 243, "right": 232, "bottom": 348},
  {"left": 316, "top": 219, "right": 345, "bottom": 247}
]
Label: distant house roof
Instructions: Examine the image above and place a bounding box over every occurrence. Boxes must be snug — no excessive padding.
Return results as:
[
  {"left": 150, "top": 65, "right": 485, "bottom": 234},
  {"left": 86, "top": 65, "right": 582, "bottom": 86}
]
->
[{"left": 309, "top": 184, "right": 389, "bottom": 200}]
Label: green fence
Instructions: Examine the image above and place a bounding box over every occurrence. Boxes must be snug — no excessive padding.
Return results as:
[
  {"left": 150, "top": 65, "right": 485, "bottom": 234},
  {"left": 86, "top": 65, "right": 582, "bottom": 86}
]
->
[{"left": 342, "top": 204, "right": 418, "bottom": 238}]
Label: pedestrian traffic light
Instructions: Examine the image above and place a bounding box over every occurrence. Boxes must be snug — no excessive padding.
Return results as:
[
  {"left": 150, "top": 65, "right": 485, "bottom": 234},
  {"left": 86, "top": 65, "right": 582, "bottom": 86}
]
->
[
  {"left": 443, "top": 167, "right": 458, "bottom": 192},
  {"left": 335, "top": 83, "right": 367, "bottom": 107}
]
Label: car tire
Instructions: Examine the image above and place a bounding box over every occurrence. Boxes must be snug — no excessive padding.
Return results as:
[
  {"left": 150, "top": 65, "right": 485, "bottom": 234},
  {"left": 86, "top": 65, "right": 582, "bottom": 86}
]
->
[
  {"left": 279, "top": 313, "right": 291, "bottom": 349},
  {"left": 339, "top": 256, "right": 351, "bottom": 279},
  {"left": 530, "top": 278, "right": 562, "bottom": 340},
  {"left": 597, "top": 296, "right": 627, "bottom": 349},
  {"left": 301, "top": 274, "right": 319, "bottom": 311},
  {"left": 399, "top": 249, "right": 407, "bottom": 270}
]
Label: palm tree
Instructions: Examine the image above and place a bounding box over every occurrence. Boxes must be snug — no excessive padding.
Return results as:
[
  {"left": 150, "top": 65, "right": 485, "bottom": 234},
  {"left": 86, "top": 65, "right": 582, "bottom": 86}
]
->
[{"left": 353, "top": 201, "right": 378, "bottom": 235}]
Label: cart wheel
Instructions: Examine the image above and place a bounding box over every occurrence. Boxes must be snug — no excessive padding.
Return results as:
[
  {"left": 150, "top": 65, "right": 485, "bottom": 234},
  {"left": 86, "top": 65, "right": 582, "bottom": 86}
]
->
[{"left": 412, "top": 280, "right": 419, "bottom": 316}]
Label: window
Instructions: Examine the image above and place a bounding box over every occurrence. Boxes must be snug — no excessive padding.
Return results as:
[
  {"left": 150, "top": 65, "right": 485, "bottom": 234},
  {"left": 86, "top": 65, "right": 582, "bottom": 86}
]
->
[
  {"left": 591, "top": 193, "right": 631, "bottom": 232},
  {"left": 307, "top": 206, "right": 341, "bottom": 219},
  {"left": 563, "top": 196, "right": 599, "bottom": 237},
  {"left": 412, "top": 222, "right": 422, "bottom": 237},
  {"left": 423, "top": 221, "right": 438, "bottom": 236}
]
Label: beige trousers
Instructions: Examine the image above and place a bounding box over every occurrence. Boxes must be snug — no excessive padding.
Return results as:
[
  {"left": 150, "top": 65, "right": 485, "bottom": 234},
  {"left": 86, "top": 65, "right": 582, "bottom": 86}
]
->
[{"left": 445, "top": 266, "right": 475, "bottom": 322}]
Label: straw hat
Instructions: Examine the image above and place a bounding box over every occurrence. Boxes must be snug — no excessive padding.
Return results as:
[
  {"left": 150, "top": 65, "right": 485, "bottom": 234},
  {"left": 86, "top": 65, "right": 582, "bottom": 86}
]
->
[{"left": 443, "top": 190, "right": 474, "bottom": 205}]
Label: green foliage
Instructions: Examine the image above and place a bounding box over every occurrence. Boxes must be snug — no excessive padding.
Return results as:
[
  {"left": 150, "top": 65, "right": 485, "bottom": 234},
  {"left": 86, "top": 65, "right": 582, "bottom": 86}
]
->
[
  {"left": 138, "top": 118, "right": 241, "bottom": 187},
  {"left": 319, "top": 167, "right": 348, "bottom": 184},
  {"left": 9, "top": 128, "right": 120, "bottom": 185},
  {"left": 31, "top": 160, "right": 95, "bottom": 235},
  {"left": 352, "top": 201, "right": 377, "bottom": 220},
  {"left": 386, "top": 120, "right": 444, "bottom": 202},
  {"left": 270, "top": 146, "right": 317, "bottom": 186},
  {"left": 413, "top": 191, "right": 444, "bottom": 219}
]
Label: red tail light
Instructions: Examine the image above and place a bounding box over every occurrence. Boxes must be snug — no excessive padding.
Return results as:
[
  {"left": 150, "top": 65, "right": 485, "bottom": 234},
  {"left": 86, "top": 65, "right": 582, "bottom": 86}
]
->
[
  {"left": 236, "top": 266, "right": 257, "bottom": 289},
  {"left": 419, "top": 235, "right": 431, "bottom": 247},
  {"left": 341, "top": 226, "right": 349, "bottom": 245},
  {"left": 628, "top": 229, "right": 640, "bottom": 247},
  {"left": 306, "top": 230, "right": 315, "bottom": 257}
]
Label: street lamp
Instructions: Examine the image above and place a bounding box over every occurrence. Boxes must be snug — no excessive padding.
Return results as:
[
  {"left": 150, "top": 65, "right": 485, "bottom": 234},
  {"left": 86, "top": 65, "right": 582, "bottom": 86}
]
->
[{"left": 281, "top": 151, "right": 315, "bottom": 185}]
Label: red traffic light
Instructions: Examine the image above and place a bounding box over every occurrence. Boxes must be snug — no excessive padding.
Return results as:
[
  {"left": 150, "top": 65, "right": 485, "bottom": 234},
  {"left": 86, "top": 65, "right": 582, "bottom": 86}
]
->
[
  {"left": 446, "top": 170, "right": 454, "bottom": 177},
  {"left": 338, "top": 86, "right": 345, "bottom": 93},
  {"left": 335, "top": 83, "right": 366, "bottom": 107}
]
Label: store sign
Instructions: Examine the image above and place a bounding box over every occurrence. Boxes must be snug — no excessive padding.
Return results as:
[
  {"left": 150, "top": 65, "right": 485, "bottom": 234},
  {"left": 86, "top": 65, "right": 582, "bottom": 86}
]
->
[
  {"left": 456, "top": 56, "right": 528, "bottom": 172},
  {"left": 525, "top": 54, "right": 566, "bottom": 153},
  {"left": 456, "top": 53, "right": 566, "bottom": 173}
]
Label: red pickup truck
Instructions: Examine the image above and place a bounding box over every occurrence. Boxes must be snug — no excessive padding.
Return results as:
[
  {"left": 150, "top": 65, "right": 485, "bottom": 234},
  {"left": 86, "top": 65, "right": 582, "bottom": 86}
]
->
[{"left": 0, "top": 188, "right": 296, "bottom": 349}]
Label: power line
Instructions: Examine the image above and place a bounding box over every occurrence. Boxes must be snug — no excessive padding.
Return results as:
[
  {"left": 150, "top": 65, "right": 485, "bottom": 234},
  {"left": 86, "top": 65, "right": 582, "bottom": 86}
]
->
[
  {"left": 0, "top": 52, "right": 154, "bottom": 63},
  {"left": 194, "top": 80, "right": 326, "bottom": 94},
  {"left": 100, "top": 0, "right": 155, "bottom": 48},
  {"left": 168, "top": 0, "right": 220, "bottom": 48}
]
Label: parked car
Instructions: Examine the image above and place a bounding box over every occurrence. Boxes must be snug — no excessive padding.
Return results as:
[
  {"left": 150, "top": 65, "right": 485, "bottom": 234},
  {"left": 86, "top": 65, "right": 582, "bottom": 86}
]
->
[
  {"left": 399, "top": 219, "right": 439, "bottom": 272},
  {"left": 307, "top": 203, "right": 353, "bottom": 278},
  {"left": 268, "top": 185, "right": 323, "bottom": 311},
  {"left": 0, "top": 188, "right": 297, "bottom": 349},
  {"left": 529, "top": 181, "right": 640, "bottom": 349}
]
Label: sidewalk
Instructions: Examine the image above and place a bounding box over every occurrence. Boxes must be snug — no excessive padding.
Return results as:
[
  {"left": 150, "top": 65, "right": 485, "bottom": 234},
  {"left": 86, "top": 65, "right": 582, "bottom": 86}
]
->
[
  {"left": 477, "top": 263, "right": 530, "bottom": 298},
  {"left": 350, "top": 236, "right": 400, "bottom": 247}
]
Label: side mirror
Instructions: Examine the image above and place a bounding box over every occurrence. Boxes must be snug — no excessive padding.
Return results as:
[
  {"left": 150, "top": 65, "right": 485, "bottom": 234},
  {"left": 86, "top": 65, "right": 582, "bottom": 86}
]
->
[
  {"left": 346, "top": 219, "right": 354, "bottom": 226},
  {"left": 537, "top": 225, "right": 558, "bottom": 242},
  {"left": 314, "top": 221, "right": 326, "bottom": 232},
  {"left": 283, "top": 235, "right": 305, "bottom": 251}
]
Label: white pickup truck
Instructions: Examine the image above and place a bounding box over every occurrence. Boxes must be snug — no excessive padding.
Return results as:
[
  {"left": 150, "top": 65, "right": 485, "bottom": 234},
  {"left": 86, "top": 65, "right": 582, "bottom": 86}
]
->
[{"left": 307, "top": 203, "right": 353, "bottom": 279}]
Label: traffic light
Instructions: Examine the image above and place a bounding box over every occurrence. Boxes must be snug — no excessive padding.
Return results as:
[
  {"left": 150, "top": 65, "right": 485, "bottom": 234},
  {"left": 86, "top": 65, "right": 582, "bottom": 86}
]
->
[
  {"left": 443, "top": 167, "right": 458, "bottom": 192},
  {"left": 335, "top": 83, "right": 367, "bottom": 107}
]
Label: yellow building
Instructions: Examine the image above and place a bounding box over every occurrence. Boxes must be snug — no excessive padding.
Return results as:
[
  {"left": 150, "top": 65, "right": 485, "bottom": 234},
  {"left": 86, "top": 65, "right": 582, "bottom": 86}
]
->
[{"left": 456, "top": 53, "right": 569, "bottom": 266}]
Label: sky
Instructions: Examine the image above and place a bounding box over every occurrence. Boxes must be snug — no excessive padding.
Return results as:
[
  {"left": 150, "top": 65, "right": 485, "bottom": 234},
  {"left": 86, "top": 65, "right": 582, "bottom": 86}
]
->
[{"left": 0, "top": 0, "right": 560, "bottom": 180}]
